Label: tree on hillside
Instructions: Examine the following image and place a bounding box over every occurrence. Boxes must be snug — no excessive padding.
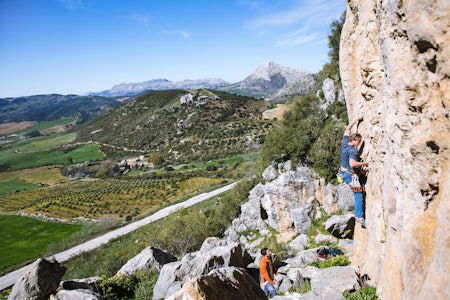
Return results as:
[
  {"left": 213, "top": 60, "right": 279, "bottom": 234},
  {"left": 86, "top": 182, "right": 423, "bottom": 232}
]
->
[
  {"left": 261, "top": 94, "right": 324, "bottom": 164},
  {"left": 261, "top": 11, "right": 348, "bottom": 182},
  {"left": 317, "top": 10, "right": 346, "bottom": 87}
]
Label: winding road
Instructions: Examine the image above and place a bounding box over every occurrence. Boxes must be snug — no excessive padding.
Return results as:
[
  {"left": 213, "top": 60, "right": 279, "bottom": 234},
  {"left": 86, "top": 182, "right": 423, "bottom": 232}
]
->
[{"left": 0, "top": 181, "right": 238, "bottom": 290}]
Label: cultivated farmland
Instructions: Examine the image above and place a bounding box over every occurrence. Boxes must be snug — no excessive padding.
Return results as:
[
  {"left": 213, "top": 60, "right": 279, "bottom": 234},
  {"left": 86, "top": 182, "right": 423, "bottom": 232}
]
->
[{"left": 0, "top": 176, "right": 224, "bottom": 220}]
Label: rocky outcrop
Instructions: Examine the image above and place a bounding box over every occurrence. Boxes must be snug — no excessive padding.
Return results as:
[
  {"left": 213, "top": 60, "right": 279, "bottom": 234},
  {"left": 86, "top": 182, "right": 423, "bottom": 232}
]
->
[
  {"left": 340, "top": 0, "right": 450, "bottom": 299},
  {"left": 8, "top": 257, "right": 66, "bottom": 300},
  {"left": 116, "top": 246, "right": 177, "bottom": 276},
  {"left": 166, "top": 267, "right": 266, "bottom": 300},
  {"left": 320, "top": 78, "right": 345, "bottom": 105},
  {"left": 152, "top": 238, "right": 253, "bottom": 300},
  {"left": 307, "top": 266, "right": 360, "bottom": 297},
  {"left": 221, "top": 61, "right": 316, "bottom": 101},
  {"left": 325, "top": 214, "right": 356, "bottom": 239},
  {"left": 225, "top": 161, "right": 354, "bottom": 244},
  {"left": 52, "top": 289, "right": 100, "bottom": 300}
]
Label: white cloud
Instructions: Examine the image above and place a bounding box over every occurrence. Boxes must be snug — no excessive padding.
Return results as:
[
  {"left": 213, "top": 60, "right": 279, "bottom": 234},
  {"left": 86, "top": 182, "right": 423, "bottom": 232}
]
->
[
  {"left": 244, "top": 1, "right": 345, "bottom": 47},
  {"left": 247, "top": 0, "right": 345, "bottom": 29},
  {"left": 131, "top": 15, "right": 151, "bottom": 24},
  {"left": 161, "top": 30, "right": 191, "bottom": 39},
  {"left": 276, "top": 32, "right": 318, "bottom": 47}
]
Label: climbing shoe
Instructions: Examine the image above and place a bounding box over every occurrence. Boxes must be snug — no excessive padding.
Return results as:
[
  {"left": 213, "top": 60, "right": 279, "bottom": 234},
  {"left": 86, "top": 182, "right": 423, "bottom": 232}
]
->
[{"left": 361, "top": 219, "right": 366, "bottom": 229}]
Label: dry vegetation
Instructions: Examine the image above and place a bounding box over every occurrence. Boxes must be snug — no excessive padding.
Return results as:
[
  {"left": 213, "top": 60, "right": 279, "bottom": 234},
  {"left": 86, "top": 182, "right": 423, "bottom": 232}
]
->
[
  {"left": 262, "top": 104, "right": 289, "bottom": 120},
  {"left": 0, "top": 121, "right": 37, "bottom": 134},
  {"left": 39, "top": 121, "right": 77, "bottom": 135}
]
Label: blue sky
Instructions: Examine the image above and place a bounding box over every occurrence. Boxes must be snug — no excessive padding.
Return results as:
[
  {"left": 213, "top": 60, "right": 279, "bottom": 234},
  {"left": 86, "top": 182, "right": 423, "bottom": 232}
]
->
[{"left": 0, "top": 0, "right": 347, "bottom": 98}]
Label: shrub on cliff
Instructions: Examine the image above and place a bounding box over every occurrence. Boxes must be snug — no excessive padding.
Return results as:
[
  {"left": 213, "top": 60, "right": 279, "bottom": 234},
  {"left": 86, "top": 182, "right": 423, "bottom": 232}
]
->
[{"left": 261, "top": 93, "right": 347, "bottom": 182}]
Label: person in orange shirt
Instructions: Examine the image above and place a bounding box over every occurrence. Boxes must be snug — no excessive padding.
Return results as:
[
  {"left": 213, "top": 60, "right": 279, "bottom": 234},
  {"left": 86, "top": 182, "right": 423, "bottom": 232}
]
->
[{"left": 259, "top": 248, "right": 278, "bottom": 297}]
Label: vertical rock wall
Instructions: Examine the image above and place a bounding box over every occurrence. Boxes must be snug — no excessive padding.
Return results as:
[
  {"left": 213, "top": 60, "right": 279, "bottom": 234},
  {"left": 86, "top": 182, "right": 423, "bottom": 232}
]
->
[{"left": 340, "top": 0, "right": 449, "bottom": 299}]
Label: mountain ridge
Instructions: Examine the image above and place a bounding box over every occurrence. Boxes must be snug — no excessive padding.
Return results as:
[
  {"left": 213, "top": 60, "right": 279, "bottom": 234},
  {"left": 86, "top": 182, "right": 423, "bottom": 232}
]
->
[
  {"left": 233, "top": 61, "right": 317, "bottom": 101},
  {"left": 88, "top": 78, "right": 230, "bottom": 97},
  {"left": 88, "top": 62, "right": 316, "bottom": 101}
]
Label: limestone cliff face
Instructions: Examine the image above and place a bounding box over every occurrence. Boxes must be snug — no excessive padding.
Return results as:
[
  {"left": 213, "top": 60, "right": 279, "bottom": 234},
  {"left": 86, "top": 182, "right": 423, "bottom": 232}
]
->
[{"left": 340, "top": 1, "right": 449, "bottom": 299}]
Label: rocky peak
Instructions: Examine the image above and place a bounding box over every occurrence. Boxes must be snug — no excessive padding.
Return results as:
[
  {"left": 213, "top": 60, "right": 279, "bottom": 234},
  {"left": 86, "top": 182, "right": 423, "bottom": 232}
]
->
[
  {"left": 247, "top": 61, "right": 311, "bottom": 83},
  {"left": 227, "top": 61, "right": 316, "bottom": 101}
]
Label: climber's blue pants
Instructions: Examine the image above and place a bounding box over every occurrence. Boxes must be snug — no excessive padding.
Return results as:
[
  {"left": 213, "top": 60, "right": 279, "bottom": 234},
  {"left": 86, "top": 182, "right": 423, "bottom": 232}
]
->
[{"left": 343, "top": 172, "right": 364, "bottom": 219}]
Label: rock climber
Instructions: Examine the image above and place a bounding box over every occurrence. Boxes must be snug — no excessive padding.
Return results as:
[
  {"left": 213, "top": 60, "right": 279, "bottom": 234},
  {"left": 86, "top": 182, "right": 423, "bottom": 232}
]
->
[{"left": 340, "top": 115, "right": 369, "bottom": 228}]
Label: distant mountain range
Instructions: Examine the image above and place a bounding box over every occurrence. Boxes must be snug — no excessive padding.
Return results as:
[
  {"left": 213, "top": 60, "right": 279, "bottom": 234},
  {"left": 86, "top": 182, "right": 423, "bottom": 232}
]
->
[
  {"left": 0, "top": 62, "right": 317, "bottom": 125},
  {"left": 88, "top": 62, "right": 316, "bottom": 101},
  {"left": 88, "top": 78, "right": 230, "bottom": 97}
]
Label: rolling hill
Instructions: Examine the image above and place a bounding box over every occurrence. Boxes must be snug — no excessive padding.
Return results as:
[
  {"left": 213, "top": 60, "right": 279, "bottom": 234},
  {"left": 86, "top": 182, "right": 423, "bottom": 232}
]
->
[
  {"left": 0, "top": 94, "right": 121, "bottom": 124},
  {"left": 74, "top": 89, "right": 273, "bottom": 163}
]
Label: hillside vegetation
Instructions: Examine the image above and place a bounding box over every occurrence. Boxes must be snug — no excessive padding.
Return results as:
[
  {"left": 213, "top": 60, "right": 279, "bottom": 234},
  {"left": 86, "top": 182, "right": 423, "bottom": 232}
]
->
[
  {"left": 74, "top": 89, "right": 273, "bottom": 163},
  {"left": 0, "top": 94, "right": 121, "bottom": 123}
]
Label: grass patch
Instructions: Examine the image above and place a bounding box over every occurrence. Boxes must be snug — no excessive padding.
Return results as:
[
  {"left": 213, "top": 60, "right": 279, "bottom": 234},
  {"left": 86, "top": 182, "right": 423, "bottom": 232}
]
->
[
  {"left": 0, "top": 179, "right": 41, "bottom": 196},
  {"left": 295, "top": 279, "right": 311, "bottom": 294},
  {"left": 0, "top": 143, "right": 104, "bottom": 171},
  {"left": 307, "top": 208, "right": 332, "bottom": 248},
  {"left": 310, "top": 255, "right": 350, "bottom": 268},
  {"left": 343, "top": 287, "right": 378, "bottom": 300},
  {"left": 14, "top": 133, "right": 76, "bottom": 152},
  {"left": 0, "top": 215, "right": 82, "bottom": 273},
  {"left": 0, "top": 166, "right": 66, "bottom": 185},
  {"left": 173, "top": 156, "right": 246, "bottom": 174},
  {"left": 258, "top": 226, "right": 288, "bottom": 258}
]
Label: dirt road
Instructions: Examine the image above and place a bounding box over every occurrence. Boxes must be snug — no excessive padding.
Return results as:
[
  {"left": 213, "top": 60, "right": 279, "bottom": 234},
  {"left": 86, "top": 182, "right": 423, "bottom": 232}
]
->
[{"left": 0, "top": 181, "right": 238, "bottom": 290}]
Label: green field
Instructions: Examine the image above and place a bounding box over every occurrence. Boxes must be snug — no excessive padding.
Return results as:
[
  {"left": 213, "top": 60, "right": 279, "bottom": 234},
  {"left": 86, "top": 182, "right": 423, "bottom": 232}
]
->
[
  {"left": 0, "top": 143, "right": 104, "bottom": 171},
  {"left": 8, "top": 117, "right": 75, "bottom": 135},
  {"left": 0, "top": 179, "right": 41, "bottom": 197},
  {"left": 13, "top": 132, "right": 77, "bottom": 152},
  {"left": 0, "top": 215, "right": 82, "bottom": 272},
  {"left": 0, "top": 166, "right": 66, "bottom": 185}
]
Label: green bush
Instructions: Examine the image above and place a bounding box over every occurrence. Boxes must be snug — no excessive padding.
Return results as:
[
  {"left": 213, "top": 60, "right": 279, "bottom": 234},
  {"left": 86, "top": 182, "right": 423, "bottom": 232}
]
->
[
  {"left": 97, "top": 274, "right": 139, "bottom": 300},
  {"left": 261, "top": 93, "right": 323, "bottom": 165},
  {"left": 134, "top": 270, "right": 159, "bottom": 300},
  {"left": 343, "top": 287, "right": 378, "bottom": 300},
  {"left": 310, "top": 255, "right": 350, "bottom": 269},
  {"left": 296, "top": 279, "right": 311, "bottom": 294},
  {"left": 0, "top": 288, "right": 11, "bottom": 300}
]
